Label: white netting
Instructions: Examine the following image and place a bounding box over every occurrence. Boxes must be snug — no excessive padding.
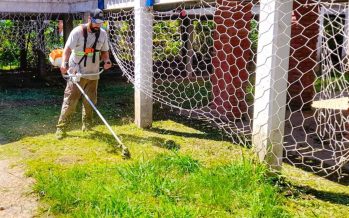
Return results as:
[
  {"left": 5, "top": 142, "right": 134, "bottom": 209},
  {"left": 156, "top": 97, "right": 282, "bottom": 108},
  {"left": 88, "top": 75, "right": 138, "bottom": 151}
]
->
[{"left": 108, "top": 0, "right": 349, "bottom": 180}]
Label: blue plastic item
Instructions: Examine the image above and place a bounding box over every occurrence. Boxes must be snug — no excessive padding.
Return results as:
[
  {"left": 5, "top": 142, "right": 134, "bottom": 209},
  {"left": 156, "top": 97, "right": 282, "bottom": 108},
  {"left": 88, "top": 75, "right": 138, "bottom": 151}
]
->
[{"left": 146, "top": 0, "right": 154, "bottom": 7}]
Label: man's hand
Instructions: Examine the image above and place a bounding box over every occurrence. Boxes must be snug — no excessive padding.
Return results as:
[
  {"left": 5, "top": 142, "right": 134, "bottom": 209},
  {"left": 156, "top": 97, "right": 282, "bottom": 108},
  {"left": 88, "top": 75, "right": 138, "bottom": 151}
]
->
[
  {"left": 60, "top": 61, "right": 69, "bottom": 74},
  {"left": 103, "top": 60, "right": 112, "bottom": 70},
  {"left": 60, "top": 66, "right": 69, "bottom": 74},
  {"left": 60, "top": 48, "right": 72, "bottom": 74}
]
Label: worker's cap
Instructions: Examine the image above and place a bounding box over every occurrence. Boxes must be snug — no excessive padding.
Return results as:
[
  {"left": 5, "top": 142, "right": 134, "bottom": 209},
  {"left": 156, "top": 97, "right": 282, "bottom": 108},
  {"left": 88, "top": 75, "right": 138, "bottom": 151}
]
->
[{"left": 90, "top": 9, "right": 104, "bottom": 24}]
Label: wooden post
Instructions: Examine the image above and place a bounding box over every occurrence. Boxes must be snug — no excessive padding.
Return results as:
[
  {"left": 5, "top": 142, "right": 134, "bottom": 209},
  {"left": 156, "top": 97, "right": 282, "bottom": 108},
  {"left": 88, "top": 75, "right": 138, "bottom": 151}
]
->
[
  {"left": 134, "top": 0, "right": 153, "bottom": 128},
  {"left": 252, "top": 0, "right": 292, "bottom": 170},
  {"left": 37, "top": 19, "right": 46, "bottom": 78},
  {"left": 63, "top": 14, "right": 74, "bottom": 45},
  {"left": 19, "top": 21, "right": 27, "bottom": 71},
  {"left": 181, "top": 17, "right": 194, "bottom": 77}
]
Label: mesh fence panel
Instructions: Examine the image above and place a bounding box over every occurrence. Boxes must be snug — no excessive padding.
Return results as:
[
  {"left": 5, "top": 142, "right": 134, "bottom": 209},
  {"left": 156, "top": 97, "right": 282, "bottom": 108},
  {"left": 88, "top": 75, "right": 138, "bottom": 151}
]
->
[
  {"left": 0, "top": 12, "right": 82, "bottom": 71},
  {"left": 108, "top": 0, "right": 349, "bottom": 180},
  {"left": 1, "top": 0, "right": 348, "bottom": 180}
]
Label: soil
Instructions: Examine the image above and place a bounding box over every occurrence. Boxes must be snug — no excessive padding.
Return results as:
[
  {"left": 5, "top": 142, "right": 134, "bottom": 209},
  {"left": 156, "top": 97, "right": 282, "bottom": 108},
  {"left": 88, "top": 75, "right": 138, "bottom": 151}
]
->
[{"left": 0, "top": 159, "right": 38, "bottom": 218}]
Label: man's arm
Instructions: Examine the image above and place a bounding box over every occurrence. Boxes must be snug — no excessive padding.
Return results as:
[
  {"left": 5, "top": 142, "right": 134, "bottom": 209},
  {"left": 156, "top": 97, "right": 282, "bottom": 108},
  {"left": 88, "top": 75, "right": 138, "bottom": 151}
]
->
[
  {"left": 60, "top": 47, "right": 72, "bottom": 74},
  {"left": 101, "top": 51, "right": 112, "bottom": 70}
]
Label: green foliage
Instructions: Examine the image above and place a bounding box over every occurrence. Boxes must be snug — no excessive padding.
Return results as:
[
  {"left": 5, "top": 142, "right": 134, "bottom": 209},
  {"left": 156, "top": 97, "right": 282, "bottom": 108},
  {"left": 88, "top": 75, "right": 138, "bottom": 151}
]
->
[
  {"left": 244, "top": 18, "right": 259, "bottom": 103},
  {"left": 314, "top": 70, "right": 349, "bottom": 92},
  {"left": 154, "top": 20, "right": 182, "bottom": 62},
  {"left": 0, "top": 19, "right": 65, "bottom": 71},
  {"left": 110, "top": 21, "right": 134, "bottom": 62},
  {"left": 112, "top": 18, "right": 215, "bottom": 63},
  {"left": 0, "top": 20, "right": 19, "bottom": 69},
  {"left": 159, "top": 79, "right": 212, "bottom": 109},
  {"left": 153, "top": 20, "right": 215, "bottom": 62},
  {"left": 193, "top": 20, "right": 214, "bottom": 59},
  {"left": 44, "top": 21, "right": 64, "bottom": 51},
  {"left": 249, "top": 18, "right": 258, "bottom": 53}
]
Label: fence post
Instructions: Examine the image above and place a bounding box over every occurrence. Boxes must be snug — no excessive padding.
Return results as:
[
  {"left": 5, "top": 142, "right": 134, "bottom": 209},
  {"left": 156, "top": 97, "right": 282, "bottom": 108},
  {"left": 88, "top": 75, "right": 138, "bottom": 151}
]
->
[
  {"left": 181, "top": 13, "right": 194, "bottom": 77},
  {"left": 63, "top": 14, "right": 73, "bottom": 45},
  {"left": 252, "top": 0, "right": 293, "bottom": 170},
  {"left": 134, "top": 0, "right": 153, "bottom": 128},
  {"left": 37, "top": 19, "right": 46, "bottom": 78},
  {"left": 19, "top": 20, "right": 27, "bottom": 70}
]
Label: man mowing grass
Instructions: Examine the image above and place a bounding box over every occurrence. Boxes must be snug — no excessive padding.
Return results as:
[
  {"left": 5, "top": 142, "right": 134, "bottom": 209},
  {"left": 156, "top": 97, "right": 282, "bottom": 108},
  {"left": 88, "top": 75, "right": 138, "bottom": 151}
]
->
[{"left": 56, "top": 9, "right": 112, "bottom": 140}]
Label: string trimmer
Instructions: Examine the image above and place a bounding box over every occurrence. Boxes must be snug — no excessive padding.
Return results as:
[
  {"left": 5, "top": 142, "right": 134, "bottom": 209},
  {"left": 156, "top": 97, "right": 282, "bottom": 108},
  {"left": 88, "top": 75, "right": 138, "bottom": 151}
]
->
[{"left": 64, "top": 66, "right": 131, "bottom": 159}]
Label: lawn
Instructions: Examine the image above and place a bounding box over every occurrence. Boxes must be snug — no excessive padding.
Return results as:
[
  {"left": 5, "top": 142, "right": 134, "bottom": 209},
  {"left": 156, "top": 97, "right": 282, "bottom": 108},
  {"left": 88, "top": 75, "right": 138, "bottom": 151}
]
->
[{"left": 0, "top": 79, "right": 348, "bottom": 217}]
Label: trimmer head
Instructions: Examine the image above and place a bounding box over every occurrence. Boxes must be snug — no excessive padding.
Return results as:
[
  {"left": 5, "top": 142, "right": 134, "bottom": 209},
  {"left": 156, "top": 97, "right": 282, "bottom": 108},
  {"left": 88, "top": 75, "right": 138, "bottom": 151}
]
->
[{"left": 121, "top": 147, "right": 131, "bottom": 159}]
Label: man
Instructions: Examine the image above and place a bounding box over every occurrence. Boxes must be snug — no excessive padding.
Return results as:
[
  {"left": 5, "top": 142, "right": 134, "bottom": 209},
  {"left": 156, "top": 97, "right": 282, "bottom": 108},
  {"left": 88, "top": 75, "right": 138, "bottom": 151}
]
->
[{"left": 56, "top": 8, "right": 112, "bottom": 140}]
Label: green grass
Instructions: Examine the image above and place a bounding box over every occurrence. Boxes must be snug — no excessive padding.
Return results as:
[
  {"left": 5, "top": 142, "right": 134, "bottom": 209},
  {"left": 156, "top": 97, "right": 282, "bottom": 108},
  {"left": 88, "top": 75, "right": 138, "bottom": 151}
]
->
[
  {"left": 0, "top": 88, "right": 62, "bottom": 101},
  {"left": 28, "top": 154, "right": 286, "bottom": 217},
  {"left": 0, "top": 64, "right": 19, "bottom": 70},
  {"left": 1, "top": 80, "right": 349, "bottom": 217}
]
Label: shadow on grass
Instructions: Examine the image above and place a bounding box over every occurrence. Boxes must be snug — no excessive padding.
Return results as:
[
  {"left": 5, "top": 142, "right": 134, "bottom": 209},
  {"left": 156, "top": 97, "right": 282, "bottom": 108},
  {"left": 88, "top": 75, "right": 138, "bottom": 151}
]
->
[
  {"left": 280, "top": 181, "right": 349, "bottom": 206},
  {"left": 0, "top": 79, "right": 134, "bottom": 144},
  {"left": 283, "top": 157, "right": 349, "bottom": 186},
  {"left": 151, "top": 105, "right": 233, "bottom": 143},
  {"left": 149, "top": 127, "right": 214, "bottom": 140},
  {"left": 269, "top": 176, "right": 349, "bottom": 207},
  {"left": 85, "top": 130, "right": 181, "bottom": 153},
  {"left": 297, "top": 185, "right": 349, "bottom": 206}
]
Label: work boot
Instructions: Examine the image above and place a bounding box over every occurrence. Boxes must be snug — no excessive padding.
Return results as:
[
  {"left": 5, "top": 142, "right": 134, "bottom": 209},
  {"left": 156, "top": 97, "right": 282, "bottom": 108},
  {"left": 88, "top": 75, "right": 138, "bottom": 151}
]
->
[{"left": 55, "top": 128, "right": 66, "bottom": 140}]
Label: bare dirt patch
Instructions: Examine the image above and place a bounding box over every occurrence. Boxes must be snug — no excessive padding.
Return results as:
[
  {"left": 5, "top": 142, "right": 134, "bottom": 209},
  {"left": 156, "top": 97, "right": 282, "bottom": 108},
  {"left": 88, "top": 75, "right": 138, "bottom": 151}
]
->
[{"left": 0, "top": 159, "right": 38, "bottom": 218}]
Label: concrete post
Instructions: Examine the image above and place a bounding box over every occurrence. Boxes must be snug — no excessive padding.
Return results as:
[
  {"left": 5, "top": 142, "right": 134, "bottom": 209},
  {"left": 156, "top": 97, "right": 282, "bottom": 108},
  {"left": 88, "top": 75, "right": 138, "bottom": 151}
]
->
[
  {"left": 134, "top": 0, "right": 153, "bottom": 128},
  {"left": 252, "top": 0, "right": 293, "bottom": 170}
]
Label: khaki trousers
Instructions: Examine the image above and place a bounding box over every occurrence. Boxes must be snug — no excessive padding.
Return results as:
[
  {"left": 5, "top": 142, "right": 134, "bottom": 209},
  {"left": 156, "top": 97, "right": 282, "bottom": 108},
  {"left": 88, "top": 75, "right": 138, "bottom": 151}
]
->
[{"left": 57, "top": 78, "right": 98, "bottom": 129}]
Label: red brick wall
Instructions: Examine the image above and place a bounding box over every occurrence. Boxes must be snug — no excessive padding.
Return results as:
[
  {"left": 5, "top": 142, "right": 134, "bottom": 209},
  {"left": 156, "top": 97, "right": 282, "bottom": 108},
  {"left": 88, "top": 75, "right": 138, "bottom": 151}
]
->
[
  {"left": 211, "top": 0, "right": 319, "bottom": 116},
  {"left": 288, "top": 0, "right": 319, "bottom": 110},
  {"left": 211, "top": 0, "right": 252, "bottom": 118}
]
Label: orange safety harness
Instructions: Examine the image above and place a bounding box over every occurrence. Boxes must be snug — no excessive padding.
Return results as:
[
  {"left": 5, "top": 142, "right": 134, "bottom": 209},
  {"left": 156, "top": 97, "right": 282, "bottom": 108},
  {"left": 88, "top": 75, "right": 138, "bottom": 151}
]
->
[{"left": 78, "top": 24, "right": 100, "bottom": 67}]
